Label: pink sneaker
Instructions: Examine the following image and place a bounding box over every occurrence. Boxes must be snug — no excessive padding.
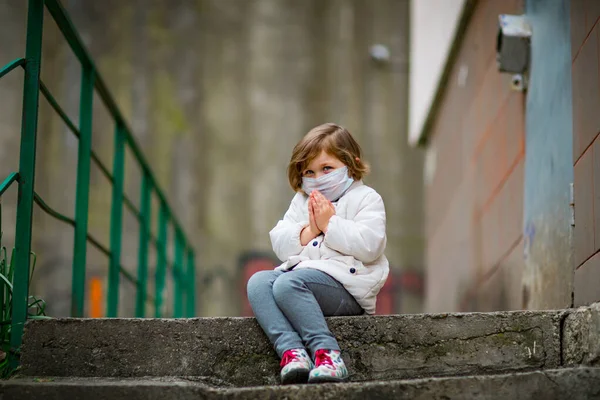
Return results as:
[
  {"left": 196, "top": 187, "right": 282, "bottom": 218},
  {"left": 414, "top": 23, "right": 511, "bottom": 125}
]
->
[
  {"left": 280, "top": 348, "right": 313, "bottom": 384},
  {"left": 308, "top": 349, "right": 349, "bottom": 383}
]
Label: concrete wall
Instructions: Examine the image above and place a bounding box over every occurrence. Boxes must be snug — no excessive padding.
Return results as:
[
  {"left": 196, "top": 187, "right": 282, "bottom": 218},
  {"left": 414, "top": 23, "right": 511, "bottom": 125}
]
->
[
  {"left": 571, "top": 0, "right": 600, "bottom": 306},
  {"left": 0, "top": 0, "right": 422, "bottom": 317},
  {"left": 424, "top": 0, "right": 526, "bottom": 313}
]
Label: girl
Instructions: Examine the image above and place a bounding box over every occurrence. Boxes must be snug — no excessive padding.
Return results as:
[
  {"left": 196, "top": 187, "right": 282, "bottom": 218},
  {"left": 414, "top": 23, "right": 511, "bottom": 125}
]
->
[{"left": 247, "top": 123, "right": 389, "bottom": 385}]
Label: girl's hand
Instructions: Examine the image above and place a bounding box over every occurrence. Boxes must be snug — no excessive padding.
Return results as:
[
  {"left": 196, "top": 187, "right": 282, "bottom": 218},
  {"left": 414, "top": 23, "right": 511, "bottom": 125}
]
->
[
  {"left": 311, "top": 190, "right": 335, "bottom": 232},
  {"left": 300, "top": 200, "right": 321, "bottom": 245},
  {"left": 308, "top": 200, "right": 321, "bottom": 236}
]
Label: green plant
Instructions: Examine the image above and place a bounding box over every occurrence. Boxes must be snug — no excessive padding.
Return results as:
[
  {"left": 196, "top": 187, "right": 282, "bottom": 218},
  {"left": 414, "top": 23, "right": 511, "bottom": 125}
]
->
[{"left": 0, "top": 233, "right": 48, "bottom": 378}]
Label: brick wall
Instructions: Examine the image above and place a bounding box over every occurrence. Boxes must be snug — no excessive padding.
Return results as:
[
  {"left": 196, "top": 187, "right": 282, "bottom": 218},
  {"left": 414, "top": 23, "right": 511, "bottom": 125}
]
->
[
  {"left": 425, "top": 0, "right": 525, "bottom": 313},
  {"left": 571, "top": 1, "right": 600, "bottom": 306}
]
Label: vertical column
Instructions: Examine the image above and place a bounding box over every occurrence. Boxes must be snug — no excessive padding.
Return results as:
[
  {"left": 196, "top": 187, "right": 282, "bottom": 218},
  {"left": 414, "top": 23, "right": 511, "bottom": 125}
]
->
[
  {"left": 71, "top": 63, "right": 94, "bottom": 318},
  {"left": 107, "top": 122, "right": 126, "bottom": 317},
  {"left": 186, "top": 248, "right": 196, "bottom": 317},
  {"left": 155, "top": 202, "right": 168, "bottom": 317},
  {"left": 10, "top": 0, "right": 44, "bottom": 368},
  {"left": 173, "top": 230, "right": 183, "bottom": 317},
  {"left": 523, "top": 0, "right": 574, "bottom": 309},
  {"left": 0, "top": 195, "right": 4, "bottom": 323},
  {"left": 135, "top": 172, "right": 151, "bottom": 317}
]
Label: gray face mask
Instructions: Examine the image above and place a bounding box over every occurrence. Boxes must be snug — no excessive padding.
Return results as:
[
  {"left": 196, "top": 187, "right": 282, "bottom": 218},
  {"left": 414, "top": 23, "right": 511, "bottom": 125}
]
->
[{"left": 301, "top": 166, "right": 354, "bottom": 202}]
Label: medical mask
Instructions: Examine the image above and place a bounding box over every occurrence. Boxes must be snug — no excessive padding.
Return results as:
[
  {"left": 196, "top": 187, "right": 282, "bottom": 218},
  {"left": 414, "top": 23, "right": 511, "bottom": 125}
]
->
[{"left": 302, "top": 166, "right": 354, "bottom": 202}]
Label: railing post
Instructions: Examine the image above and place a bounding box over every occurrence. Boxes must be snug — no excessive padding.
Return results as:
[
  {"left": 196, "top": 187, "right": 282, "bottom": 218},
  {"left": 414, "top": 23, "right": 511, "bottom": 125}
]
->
[
  {"left": 71, "top": 63, "right": 95, "bottom": 317},
  {"left": 107, "top": 122, "right": 126, "bottom": 317},
  {"left": 135, "top": 172, "right": 151, "bottom": 317},
  {"left": 155, "top": 203, "right": 168, "bottom": 317},
  {"left": 186, "top": 249, "right": 196, "bottom": 317},
  {"left": 10, "top": 0, "right": 44, "bottom": 369},
  {"left": 173, "top": 230, "right": 183, "bottom": 317},
  {"left": 0, "top": 197, "right": 3, "bottom": 322}
]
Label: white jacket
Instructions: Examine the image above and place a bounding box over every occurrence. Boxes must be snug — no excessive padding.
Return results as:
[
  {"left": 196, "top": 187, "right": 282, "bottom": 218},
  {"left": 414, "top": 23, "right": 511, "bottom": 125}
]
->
[{"left": 269, "top": 181, "right": 389, "bottom": 314}]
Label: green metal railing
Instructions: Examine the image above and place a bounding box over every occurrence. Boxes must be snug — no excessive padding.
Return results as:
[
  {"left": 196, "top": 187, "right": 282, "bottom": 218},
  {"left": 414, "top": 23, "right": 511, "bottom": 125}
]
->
[{"left": 0, "top": 0, "right": 196, "bottom": 368}]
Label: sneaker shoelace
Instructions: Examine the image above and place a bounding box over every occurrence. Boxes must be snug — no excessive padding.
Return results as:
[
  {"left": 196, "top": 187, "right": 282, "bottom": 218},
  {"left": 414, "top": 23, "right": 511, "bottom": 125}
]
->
[
  {"left": 314, "top": 349, "right": 334, "bottom": 368},
  {"left": 280, "top": 349, "right": 301, "bottom": 367}
]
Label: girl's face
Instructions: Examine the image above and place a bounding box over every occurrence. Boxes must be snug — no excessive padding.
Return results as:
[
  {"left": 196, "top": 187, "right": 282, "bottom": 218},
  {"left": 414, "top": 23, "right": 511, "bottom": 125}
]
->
[{"left": 302, "top": 150, "right": 345, "bottom": 179}]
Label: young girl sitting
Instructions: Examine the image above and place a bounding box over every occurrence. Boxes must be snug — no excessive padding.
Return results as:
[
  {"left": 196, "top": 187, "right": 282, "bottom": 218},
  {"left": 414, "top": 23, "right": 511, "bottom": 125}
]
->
[{"left": 247, "top": 123, "right": 389, "bottom": 385}]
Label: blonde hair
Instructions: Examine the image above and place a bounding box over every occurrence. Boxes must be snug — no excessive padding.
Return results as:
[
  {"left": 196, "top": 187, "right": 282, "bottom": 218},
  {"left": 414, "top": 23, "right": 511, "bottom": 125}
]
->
[{"left": 287, "top": 123, "right": 370, "bottom": 192}]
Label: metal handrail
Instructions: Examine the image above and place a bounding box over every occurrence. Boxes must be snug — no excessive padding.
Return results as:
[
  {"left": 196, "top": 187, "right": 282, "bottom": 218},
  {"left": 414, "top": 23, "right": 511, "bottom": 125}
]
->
[
  {"left": 0, "top": 0, "right": 197, "bottom": 371},
  {"left": 0, "top": 58, "right": 25, "bottom": 80}
]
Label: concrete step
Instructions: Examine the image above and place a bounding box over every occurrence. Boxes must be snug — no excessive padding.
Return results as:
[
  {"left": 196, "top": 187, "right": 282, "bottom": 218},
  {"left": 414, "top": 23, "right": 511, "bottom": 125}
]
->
[
  {"left": 3, "top": 367, "right": 600, "bottom": 400},
  {"left": 20, "top": 311, "right": 563, "bottom": 387}
]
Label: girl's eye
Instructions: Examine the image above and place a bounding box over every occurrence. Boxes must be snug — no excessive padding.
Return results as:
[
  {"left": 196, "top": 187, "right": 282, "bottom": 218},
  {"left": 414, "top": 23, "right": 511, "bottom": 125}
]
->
[
  {"left": 323, "top": 166, "right": 333, "bottom": 172},
  {"left": 304, "top": 170, "right": 314, "bottom": 176}
]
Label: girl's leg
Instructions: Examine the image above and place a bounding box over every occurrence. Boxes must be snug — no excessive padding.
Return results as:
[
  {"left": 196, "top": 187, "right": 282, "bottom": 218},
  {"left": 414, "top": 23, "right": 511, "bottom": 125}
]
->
[
  {"left": 246, "top": 270, "right": 304, "bottom": 357},
  {"left": 271, "top": 268, "right": 363, "bottom": 356}
]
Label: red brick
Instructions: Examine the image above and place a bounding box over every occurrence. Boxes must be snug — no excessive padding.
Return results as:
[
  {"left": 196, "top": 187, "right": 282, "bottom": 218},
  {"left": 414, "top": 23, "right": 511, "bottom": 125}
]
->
[
  {"left": 474, "top": 60, "right": 505, "bottom": 147},
  {"left": 453, "top": 46, "right": 483, "bottom": 113},
  {"left": 492, "top": 102, "right": 509, "bottom": 173},
  {"left": 444, "top": 57, "right": 473, "bottom": 126},
  {"left": 585, "top": 0, "right": 600, "bottom": 34},
  {"left": 463, "top": 236, "right": 524, "bottom": 312},
  {"left": 572, "top": 24, "right": 600, "bottom": 161},
  {"left": 574, "top": 147, "right": 595, "bottom": 267},
  {"left": 476, "top": 126, "right": 510, "bottom": 212},
  {"left": 593, "top": 138, "right": 600, "bottom": 252},
  {"left": 474, "top": 139, "right": 491, "bottom": 211},
  {"left": 428, "top": 97, "right": 464, "bottom": 194},
  {"left": 487, "top": 127, "right": 507, "bottom": 186},
  {"left": 470, "top": 266, "right": 505, "bottom": 312},
  {"left": 480, "top": 202, "right": 498, "bottom": 270},
  {"left": 425, "top": 0, "right": 528, "bottom": 313},
  {"left": 457, "top": 0, "right": 523, "bottom": 122},
  {"left": 500, "top": 159, "right": 524, "bottom": 252},
  {"left": 502, "top": 239, "right": 525, "bottom": 310},
  {"left": 462, "top": 100, "right": 479, "bottom": 171},
  {"left": 574, "top": 250, "right": 600, "bottom": 306},
  {"left": 425, "top": 142, "right": 445, "bottom": 235},
  {"left": 480, "top": 158, "right": 524, "bottom": 277},
  {"left": 426, "top": 177, "right": 479, "bottom": 313},
  {"left": 505, "top": 94, "right": 525, "bottom": 166},
  {"left": 441, "top": 111, "right": 464, "bottom": 191},
  {"left": 572, "top": 0, "right": 587, "bottom": 60},
  {"left": 480, "top": 65, "right": 499, "bottom": 136}
]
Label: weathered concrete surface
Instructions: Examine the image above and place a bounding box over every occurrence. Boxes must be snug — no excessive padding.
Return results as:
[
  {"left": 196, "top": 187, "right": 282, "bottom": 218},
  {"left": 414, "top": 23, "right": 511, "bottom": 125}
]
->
[
  {"left": 563, "top": 303, "right": 600, "bottom": 366},
  {"left": 21, "top": 312, "right": 562, "bottom": 387},
  {"left": 3, "top": 368, "right": 600, "bottom": 400},
  {"left": 0, "top": 0, "right": 420, "bottom": 319},
  {"left": 0, "top": 377, "right": 212, "bottom": 400}
]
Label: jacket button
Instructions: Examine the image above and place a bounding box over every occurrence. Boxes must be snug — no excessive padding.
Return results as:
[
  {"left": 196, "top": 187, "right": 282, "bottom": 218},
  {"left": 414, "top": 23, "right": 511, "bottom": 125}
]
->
[
  {"left": 350, "top": 268, "right": 356, "bottom": 274},
  {"left": 312, "top": 241, "right": 318, "bottom": 246}
]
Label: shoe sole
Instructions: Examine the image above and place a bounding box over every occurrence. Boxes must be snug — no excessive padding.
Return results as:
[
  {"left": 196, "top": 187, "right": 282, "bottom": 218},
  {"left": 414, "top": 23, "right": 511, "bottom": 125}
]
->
[
  {"left": 308, "top": 376, "right": 347, "bottom": 384},
  {"left": 281, "top": 368, "right": 310, "bottom": 385}
]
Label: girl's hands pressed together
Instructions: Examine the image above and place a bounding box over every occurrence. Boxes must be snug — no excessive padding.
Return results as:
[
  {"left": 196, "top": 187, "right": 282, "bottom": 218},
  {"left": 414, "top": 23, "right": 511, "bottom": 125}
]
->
[
  {"left": 311, "top": 190, "right": 335, "bottom": 233},
  {"left": 308, "top": 200, "right": 321, "bottom": 236},
  {"left": 300, "top": 199, "right": 322, "bottom": 245}
]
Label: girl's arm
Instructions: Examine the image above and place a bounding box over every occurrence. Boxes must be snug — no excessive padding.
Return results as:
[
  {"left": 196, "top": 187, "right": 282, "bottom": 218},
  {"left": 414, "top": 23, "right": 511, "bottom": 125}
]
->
[
  {"left": 323, "top": 191, "right": 387, "bottom": 264},
  {"left": 269, "top": 194, "right": 314, "bottom": 261}
]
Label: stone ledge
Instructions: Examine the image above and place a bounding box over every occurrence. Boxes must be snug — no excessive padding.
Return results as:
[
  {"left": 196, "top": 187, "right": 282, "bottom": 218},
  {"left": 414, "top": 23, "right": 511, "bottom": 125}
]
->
[
  {"left": 21, "top": 311, "right": 563, "bottom": 387},
  {"left": 563, "top": 302, "right": 600, "bottom": 366},
  {"left": 3, "top": 367, "right": 600, "bottom": 400}
]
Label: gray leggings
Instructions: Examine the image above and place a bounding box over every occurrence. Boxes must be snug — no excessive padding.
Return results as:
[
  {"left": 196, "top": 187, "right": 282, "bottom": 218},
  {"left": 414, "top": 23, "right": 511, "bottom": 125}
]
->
[{"left": 246, "top": 268, "right": 364, "bottom": 358}]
